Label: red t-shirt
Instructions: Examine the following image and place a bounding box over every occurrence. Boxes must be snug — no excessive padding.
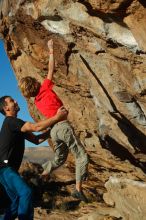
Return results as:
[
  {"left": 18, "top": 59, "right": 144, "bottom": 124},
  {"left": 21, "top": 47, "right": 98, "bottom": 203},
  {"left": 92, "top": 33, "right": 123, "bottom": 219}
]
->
[{"left": 35, "top": 79, "right": 63, "bottom": 118}]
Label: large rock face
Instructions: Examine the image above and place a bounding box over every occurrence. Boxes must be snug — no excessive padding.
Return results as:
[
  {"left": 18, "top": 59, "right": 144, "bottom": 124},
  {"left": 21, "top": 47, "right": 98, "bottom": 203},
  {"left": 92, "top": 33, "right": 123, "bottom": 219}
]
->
[{"left": 0, "top": 0, "right": 146, "bottom": 219}]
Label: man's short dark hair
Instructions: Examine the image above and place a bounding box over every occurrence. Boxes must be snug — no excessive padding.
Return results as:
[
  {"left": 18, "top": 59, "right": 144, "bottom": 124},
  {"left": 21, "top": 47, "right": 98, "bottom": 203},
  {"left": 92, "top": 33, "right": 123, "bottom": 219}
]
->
[{"left": 0, "top": 96, "right": 10, "bottom": 115}]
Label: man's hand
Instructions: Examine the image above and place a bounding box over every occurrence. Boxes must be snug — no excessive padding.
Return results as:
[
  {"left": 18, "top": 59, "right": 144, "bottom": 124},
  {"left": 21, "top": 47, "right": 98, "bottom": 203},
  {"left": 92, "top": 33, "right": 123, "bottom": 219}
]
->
[
  {"left": 48, "top": 39, "right": 53, "bottom": 51},
  {"left": 56, "top": 106, "right": 68, "bottom": 121}
]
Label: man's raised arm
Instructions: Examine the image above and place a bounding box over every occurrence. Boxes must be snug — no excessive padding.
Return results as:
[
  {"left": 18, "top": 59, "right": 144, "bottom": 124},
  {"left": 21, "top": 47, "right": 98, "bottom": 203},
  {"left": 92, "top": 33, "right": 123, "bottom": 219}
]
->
[{"left": 47, "top": 39, "right": 54, "bottom": 80}]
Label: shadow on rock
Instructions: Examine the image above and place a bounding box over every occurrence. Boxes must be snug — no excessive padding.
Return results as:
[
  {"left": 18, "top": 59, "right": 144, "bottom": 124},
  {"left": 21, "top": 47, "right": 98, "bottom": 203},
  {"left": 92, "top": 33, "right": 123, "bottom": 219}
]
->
[
  {"left": 109, "top": 112, "right": 146, "bottom": 154},
  {"left": 99, "top": 135, "right": 146, "bottom": 173},
  {"left": 20, "top": 163, "right": 80, "bottom": 211}
]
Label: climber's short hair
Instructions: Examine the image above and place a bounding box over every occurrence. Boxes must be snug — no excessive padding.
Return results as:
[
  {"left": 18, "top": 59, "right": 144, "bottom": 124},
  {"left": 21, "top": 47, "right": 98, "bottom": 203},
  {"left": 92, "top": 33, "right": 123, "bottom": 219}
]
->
[
  {"left": 0, "top": 96, "right": 10, "bottom": 115},
  {"left": 19, "top": 76, "right": 40, "bottom": 98}
]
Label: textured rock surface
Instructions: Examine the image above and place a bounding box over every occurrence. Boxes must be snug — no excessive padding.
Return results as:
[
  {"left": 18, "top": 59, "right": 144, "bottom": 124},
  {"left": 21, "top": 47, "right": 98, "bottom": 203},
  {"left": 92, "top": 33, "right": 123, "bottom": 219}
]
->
[
  {"left": 104, "top": 177, "right": 146, "bottom": 220},
  {"left": 0, "top": 0, "right": 146, "bottom": 219}
]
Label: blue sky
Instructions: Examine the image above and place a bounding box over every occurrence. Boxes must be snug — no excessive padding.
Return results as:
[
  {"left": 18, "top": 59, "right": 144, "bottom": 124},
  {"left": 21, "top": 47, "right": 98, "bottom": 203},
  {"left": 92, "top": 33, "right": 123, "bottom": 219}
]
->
[{"left": 0, "top": 40, "right": 48, "bottom": 147}]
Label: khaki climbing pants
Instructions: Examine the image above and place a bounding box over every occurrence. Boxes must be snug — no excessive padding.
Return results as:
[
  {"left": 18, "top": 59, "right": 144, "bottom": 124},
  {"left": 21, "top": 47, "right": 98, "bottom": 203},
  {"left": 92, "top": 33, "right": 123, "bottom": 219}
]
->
[{"left": 42, "top": 120, "right": 89, "bottom": 182}]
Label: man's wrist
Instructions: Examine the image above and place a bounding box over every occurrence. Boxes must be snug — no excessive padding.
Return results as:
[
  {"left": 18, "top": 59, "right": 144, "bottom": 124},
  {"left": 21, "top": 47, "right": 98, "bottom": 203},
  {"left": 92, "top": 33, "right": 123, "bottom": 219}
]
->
[{"left": 49, "top": 49, "right": 53, "bottom": 54}]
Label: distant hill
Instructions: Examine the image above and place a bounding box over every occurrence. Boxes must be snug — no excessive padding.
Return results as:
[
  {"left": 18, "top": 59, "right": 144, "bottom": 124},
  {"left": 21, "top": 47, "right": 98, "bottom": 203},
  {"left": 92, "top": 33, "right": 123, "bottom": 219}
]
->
[{"left": 23, "top": 146, "right": 54, "bottom": 165}]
